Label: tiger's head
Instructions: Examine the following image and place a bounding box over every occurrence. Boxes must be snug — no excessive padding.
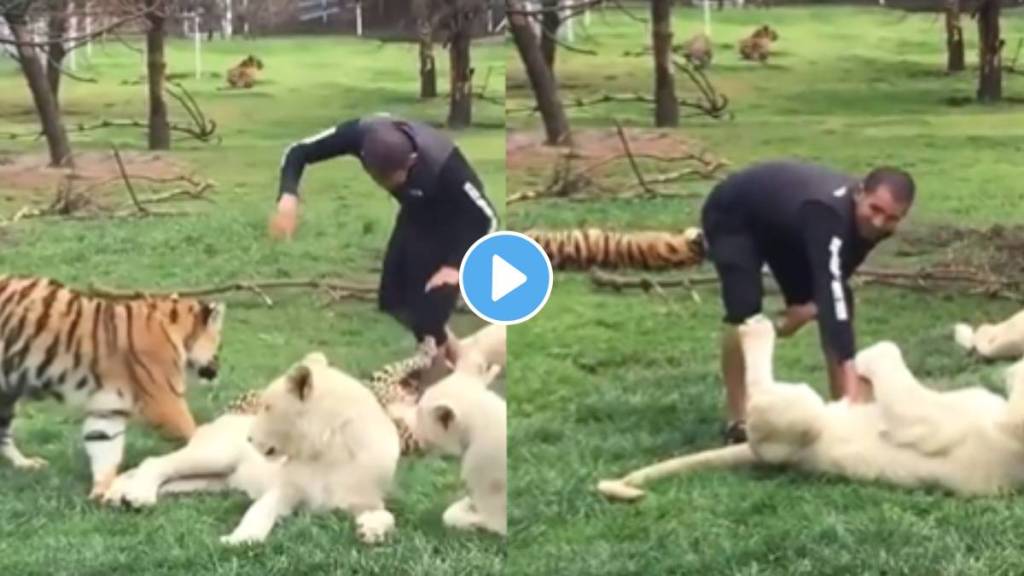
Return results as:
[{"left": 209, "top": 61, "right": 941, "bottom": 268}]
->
[{"left": 154, "top": 297, "right": 227, "bottom": 384}]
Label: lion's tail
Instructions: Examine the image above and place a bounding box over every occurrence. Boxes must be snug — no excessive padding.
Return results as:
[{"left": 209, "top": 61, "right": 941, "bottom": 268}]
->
[{"left": 596, "top": 444, "right": 755, "bottom": 502}]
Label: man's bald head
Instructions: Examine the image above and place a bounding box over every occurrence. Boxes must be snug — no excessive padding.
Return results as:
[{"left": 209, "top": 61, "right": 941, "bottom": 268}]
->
[{"left": 361, "top": 122, "right": 416, "bottom": 190}]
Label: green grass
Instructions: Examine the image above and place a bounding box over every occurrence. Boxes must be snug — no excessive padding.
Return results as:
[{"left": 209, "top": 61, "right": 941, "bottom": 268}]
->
[
  {"left": 507, "top": 6, "right": 1024, "bottom": 576},
  {"left": 0, "top": 36, "right": 506, "bottom": 575}
]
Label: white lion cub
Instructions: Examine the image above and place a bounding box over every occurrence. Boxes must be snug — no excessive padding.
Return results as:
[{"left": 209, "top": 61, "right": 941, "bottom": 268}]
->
[
  {"left": 104, "top": 352, "right": 401, "bottom": 546},
  {"left": 414, "top": 363, "right": 507, "bottom": 536}
]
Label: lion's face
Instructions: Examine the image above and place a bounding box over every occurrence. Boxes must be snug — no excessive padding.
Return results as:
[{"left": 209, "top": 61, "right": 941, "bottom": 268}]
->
[{"left": 248, "top": 353, "right": 334, "bottom": 459}]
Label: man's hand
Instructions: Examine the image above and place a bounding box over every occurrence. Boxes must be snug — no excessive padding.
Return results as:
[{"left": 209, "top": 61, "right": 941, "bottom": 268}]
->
[
  {"left": 828, "top": 359, "right": 872, "bottom": 403},
  {"left": 425, "top": 266, "right": 460, "bottom": 292},
  {"left": 775, "top": 303, "right": 818, "bottom": 338},
  {"left": 269, "top": 195, "right": 299, "bottom": 240}
]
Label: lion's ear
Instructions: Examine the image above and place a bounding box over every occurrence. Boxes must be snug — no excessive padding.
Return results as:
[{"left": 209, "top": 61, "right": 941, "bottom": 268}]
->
[{"left": 288, "top": 365, "right": 313, "bottom": 401}]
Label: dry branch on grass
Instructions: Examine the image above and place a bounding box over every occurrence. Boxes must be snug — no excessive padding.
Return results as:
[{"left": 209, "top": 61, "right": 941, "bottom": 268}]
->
[
  {"left": 588, "top": 265, "right": 1024, "bottom": 302},
  {"left": 83, "top": 277, "right": 474, "bottom": 312},
  {"left": 508, "top": 61, "right": 729, "bottom": 120},
  {"left": 85, "top": 278, "right": 381, "bottom": 307}
]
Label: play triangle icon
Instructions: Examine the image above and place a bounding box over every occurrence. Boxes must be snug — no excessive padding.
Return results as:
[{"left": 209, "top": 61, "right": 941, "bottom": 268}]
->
[{"left": 492, "top": 254, "right": 527, "bottom": 302}]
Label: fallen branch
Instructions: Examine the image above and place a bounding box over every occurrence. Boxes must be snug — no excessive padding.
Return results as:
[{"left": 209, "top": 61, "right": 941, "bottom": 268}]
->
[
  {"left": 85, "top": 278, "right": 379, "bottom": 305},
  {"left": 614, "top": 119, "right": 655, "bottom": 196},
  {"left": 111, "top": 144, "right": 149, "bottom": 216},
  {"left": 588, "top": 266, "right": 1024, "bottom": 301}
]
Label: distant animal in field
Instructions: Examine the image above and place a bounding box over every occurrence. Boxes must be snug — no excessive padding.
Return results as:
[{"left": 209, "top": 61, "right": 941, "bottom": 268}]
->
[
  {"left": 681, "top": 33, "right": 713, "bottom": 69},
  {"left": 226, "top": 55, "right": 264, "bottom": 89},
  {"left": 738, "top": 25, "right": 778, "bottom": 63}
]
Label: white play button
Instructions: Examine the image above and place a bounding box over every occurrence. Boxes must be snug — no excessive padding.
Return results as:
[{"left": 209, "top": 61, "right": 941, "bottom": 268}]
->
[{"left": 491, "top": 254, "right": 527, "bottom": 302}]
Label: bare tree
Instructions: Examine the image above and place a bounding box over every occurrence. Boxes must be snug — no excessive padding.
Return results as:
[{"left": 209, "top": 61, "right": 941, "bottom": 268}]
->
[
  {"left": 976, "top": 0, "right": 1001, "bottom": 102},
  {"left": 540, "top": 0, "right": 559, "bottom": 70},
  {"left": 651, "top": 0, "right": 677, "bottom": 126},
  {"left": 412, "top": 0, "right": 437, "bottom": 98},
  {"left": 144, "top": 0, "right": 170, "bottom": 148},
  {"left": 945, "top": 0, "right": 965, "bottom": 72},
  {"left": 507, "top": 0, "right": 571, "bottom": 145},
  {"left": 2, "top": 5, "right": 73, "bottom": 166},
  {"left": 45, "top": 0, "right": 70, "bottom": 100},
  {"left": 441, "top": 0, "right": 476, "bottom": 129}
]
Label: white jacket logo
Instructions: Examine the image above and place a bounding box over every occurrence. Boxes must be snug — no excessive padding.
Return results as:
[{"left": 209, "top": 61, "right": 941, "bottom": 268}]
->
[{"left": 828, "top": 237, "right": 848, "bottom": 321}]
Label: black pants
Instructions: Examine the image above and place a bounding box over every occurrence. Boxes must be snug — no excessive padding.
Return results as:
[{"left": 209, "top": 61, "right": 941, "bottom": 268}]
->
[
  {"left": 701, "top": 197, "right": 812, "bottom": 325},
  {"left": 378, "top": 212, "right": 460, "bottom": 346}
]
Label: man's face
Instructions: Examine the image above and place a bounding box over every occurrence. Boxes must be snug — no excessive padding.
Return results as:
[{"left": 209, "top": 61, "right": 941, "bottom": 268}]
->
[
  {"left": 853, "top": 185, "right": 910, "bottom": 242},
  {"left": 368, "top": 154, "right": 416, "bottom": 192}
]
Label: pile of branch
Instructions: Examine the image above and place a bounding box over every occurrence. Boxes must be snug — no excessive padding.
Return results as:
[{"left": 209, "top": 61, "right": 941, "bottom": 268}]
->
[
  {"left": 588, "top": 264, "right": 1024, "bottom": 302},
  {"left": 508, "top": 123, "right": 728, "bottom": 204},
  {"left": 1, "top": 146, "right": 216, "bottom": 225}
]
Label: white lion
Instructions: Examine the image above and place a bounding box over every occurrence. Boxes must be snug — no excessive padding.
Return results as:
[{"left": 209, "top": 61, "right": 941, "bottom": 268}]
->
[
  {"left": 955, "top": 309, "right": 1024, "bottom": 360},
  {"left": 414, "top": 362, "right": 507, "bottom": 536},
  {"left": 104, "top": 352, "right": 401, "bottom": 546},
  {"left": 448, "top": 324, "right": 507, "bottom": 374},
  {"left": 598, "top": 315, "right": 1024, "bottom": 501}
]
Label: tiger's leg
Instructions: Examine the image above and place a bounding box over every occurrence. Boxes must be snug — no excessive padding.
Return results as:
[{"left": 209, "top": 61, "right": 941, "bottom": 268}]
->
[
  {"left": 82, "top": 411, "right": 128, "bottom": 500},
  {"left": 138, "top": 391, "right": 197, "bottom": 442},
  {"left": 0, "top": 394, "right": 47, "bottom": 470}
]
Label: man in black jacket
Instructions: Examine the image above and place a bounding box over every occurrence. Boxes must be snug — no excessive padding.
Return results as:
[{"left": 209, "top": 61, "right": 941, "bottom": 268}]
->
[
  {"left": 270, "top": 114, "right": 498, "bottom": 361},
  {"left": 701, "top": 160, "right": 915, "bottom": 444}
]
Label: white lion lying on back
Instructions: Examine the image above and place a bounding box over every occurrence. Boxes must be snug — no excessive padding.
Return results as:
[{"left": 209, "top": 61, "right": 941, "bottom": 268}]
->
[
  {"left": 598, "top": 315, "right": 1024, "bottom": 501},
  {"left": 104, "top": 352, "right": 400, "bottom": 546}
]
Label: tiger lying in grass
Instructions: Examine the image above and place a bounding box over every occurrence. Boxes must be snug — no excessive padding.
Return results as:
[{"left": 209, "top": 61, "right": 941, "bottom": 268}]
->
[
  {"left": 0, "top": 275, "right": 225, "bottom": 499},
  {"left": 524, "top": 227, "right": 705, "bottom": 270},
  {"left": 599, "top": 315, "right": 1024, "bottom": 501}
]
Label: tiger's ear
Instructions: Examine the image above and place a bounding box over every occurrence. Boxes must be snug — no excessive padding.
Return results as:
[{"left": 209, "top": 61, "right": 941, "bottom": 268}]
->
[
  {"left": 287, "top": 364, "right": 313, "bottom": 401},
  {"left": 203, "top": 302, "right": 227, "bottom": 330}
]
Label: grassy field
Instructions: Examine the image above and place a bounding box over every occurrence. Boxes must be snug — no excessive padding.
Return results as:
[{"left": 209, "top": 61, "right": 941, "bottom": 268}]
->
[
  {"left": 507, "top": 6, "right": 1024, "bottom": 576},
  {"left": 0, "top": 35, "right": 506, "bottom": 575}
]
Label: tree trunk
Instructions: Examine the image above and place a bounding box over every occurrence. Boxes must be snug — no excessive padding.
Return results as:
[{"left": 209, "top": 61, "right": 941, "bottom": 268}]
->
[
  {"left": 145, "top": 0, "right": 170, "bottom": 149},
  {"left": 945, "top": 0, "right": 965, "bottom": 73},
  {"left": 46, "top": 0, "right": 70, "bottom": 102},
  {"left": 652, "top": 0, "right": 678, "bottom": 127},
  {"left": 5, "top": 13, "right": 73, "bottom": 167},
  {"left": 508, "top": 0, "right": 571, "bottom": 145},
  {"left": 446, "top": 11, "right": 472, "bottom": 129},
  {"left": 412, "top": 0, "right": 437, "bottom": 98},
  {"left": 976, "top": 0, "right": 1002, "bottom": 103},
  {"left": 540, "top": 0, "right": 560, "bottom": 71}
]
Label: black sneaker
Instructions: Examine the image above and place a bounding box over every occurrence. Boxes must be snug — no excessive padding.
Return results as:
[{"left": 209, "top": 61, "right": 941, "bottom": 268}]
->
[{"left": 722, "top": 420, "right": 748, "bottom": 445}]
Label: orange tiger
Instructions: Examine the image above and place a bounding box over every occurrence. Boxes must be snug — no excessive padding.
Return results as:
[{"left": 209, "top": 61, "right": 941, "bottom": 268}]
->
[
  {"left": 524, "top": 227, "right": 706, "bottom": 270},
  {"left": 0, "top": 275, "right": 226, "bottom": 499},
  {"left": 226, "top": 55, "right": 264, "bottom": 89},
  {"left": 739, "top": 25, "right": 779, "bottom": 63}
]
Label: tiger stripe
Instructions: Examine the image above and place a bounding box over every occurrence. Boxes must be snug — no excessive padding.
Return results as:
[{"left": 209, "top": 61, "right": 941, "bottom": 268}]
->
[
  {"left": 0, "top": 275, "right": 226, "bottom": 497},
  {"left": 523, "top": 227, "right": 706, "bottom": 270}
]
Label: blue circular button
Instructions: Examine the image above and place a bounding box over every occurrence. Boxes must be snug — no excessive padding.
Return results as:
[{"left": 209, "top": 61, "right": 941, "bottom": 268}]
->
[{"left": 459, "top": 231, "right": 553, "bottom": 325}]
